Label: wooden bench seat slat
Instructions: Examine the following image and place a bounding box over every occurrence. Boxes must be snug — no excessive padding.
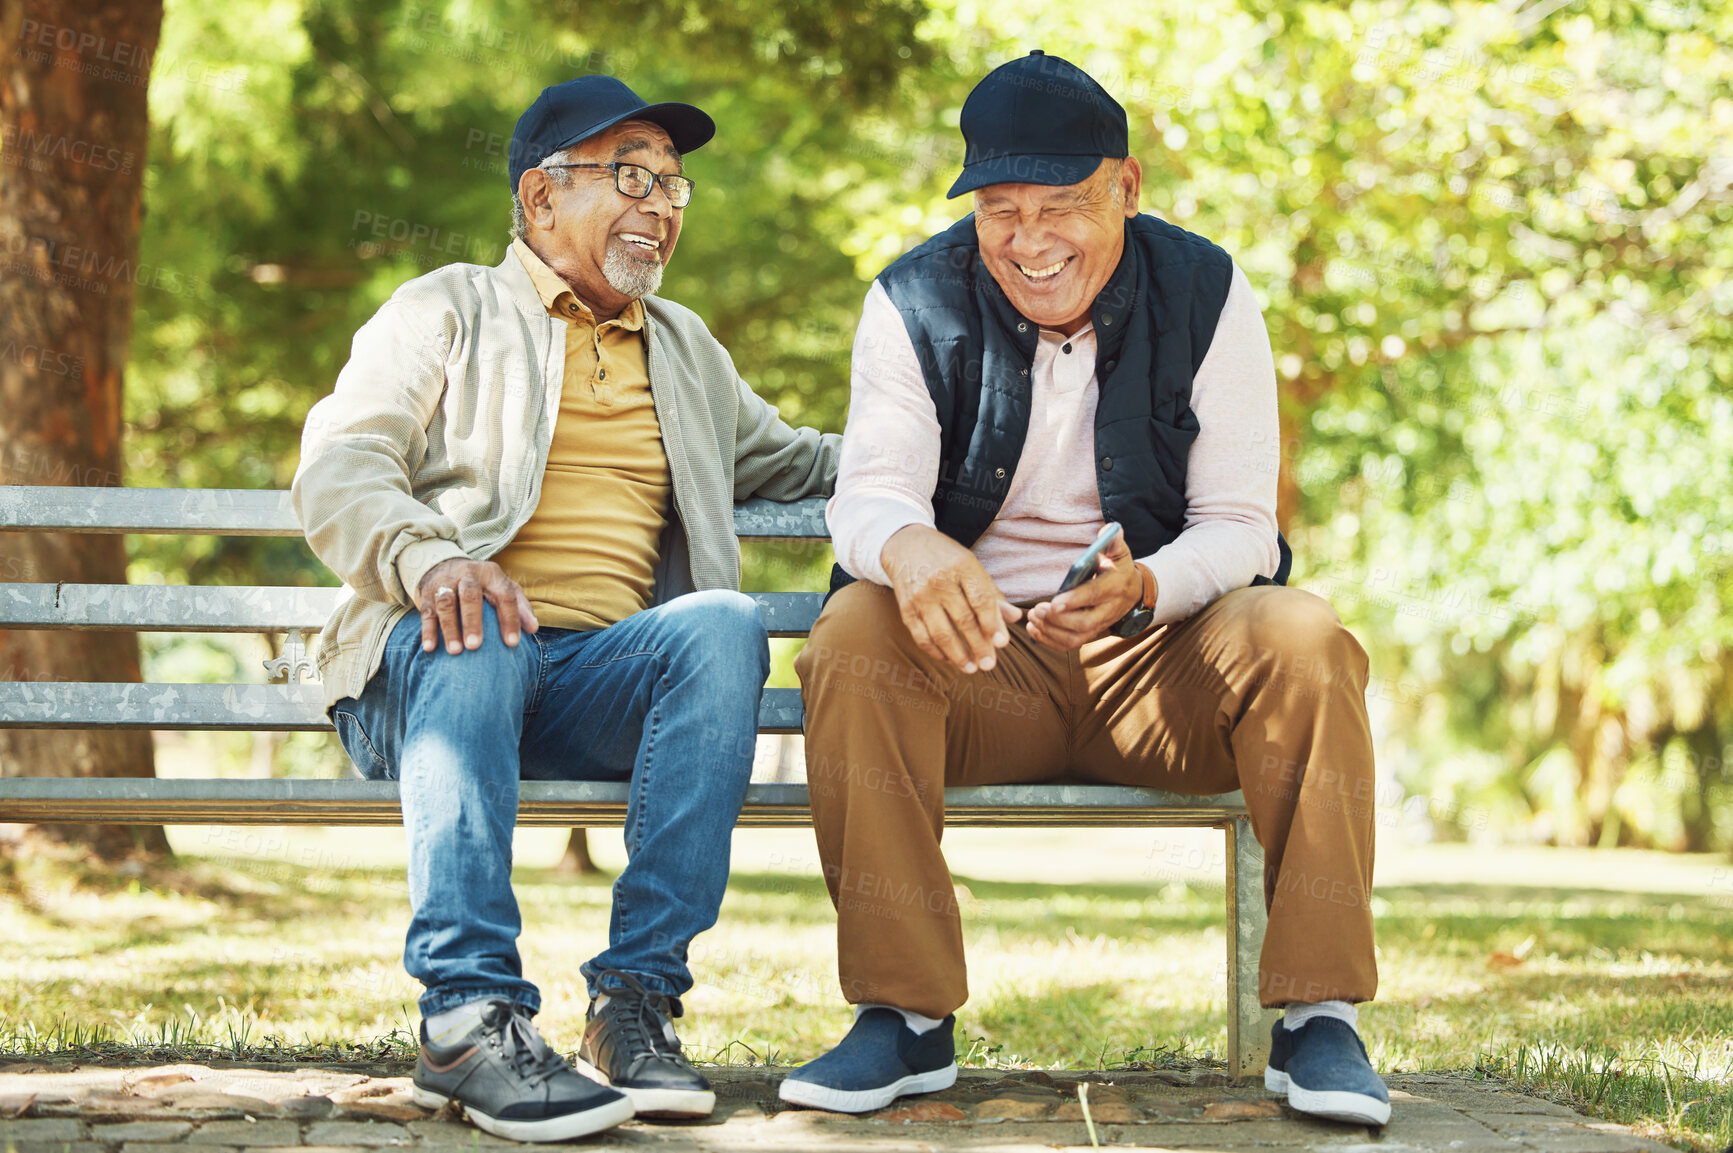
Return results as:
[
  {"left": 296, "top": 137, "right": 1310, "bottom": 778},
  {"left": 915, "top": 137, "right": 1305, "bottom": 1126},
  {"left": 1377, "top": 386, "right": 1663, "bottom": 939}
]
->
[
  {"left": 0, "top": 683, "right": 806, "bottom": 734},
  {"left": 0, "top": 584, "right": 824, "bottom": 637},
  {"left": 0, "top": 777, "right": 1247, "bottom": 829},
  {"left": 0, "top": 487, "right": 829, "bottom": 540}
]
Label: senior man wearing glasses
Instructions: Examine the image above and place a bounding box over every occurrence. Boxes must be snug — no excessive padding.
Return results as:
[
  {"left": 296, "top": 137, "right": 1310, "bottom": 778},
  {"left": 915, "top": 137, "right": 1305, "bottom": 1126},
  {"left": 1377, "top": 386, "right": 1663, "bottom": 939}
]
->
[{"left": 293, "top": 76, "right": 839, "bottom": 1142}]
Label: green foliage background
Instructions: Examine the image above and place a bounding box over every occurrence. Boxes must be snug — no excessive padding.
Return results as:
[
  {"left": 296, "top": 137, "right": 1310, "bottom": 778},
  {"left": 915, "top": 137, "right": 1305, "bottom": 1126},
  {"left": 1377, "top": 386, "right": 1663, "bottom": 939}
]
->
[{"left": 123, "top": 0, "right": 1733, "bottom": 851}]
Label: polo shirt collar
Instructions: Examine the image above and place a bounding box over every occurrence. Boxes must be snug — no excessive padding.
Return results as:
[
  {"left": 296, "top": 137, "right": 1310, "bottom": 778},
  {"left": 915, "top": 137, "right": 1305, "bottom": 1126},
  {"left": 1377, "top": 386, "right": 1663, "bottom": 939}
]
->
[{"left": 510, "top": 238, "right": 645, "bottom": 331}]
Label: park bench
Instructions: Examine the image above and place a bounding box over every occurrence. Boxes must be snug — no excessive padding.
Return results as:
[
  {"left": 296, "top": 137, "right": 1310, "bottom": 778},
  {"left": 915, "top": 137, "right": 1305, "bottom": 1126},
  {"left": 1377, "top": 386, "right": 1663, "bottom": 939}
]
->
[{"left": 0, "top": 484, "right": 1276, "bottom": 1076}]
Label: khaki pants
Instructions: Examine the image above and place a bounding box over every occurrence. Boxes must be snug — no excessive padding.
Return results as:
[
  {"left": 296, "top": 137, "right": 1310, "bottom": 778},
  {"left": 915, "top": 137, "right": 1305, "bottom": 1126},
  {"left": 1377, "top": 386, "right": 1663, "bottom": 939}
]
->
[{"left": 794, "top": 581, "right": 1379, "bottom": 1019}]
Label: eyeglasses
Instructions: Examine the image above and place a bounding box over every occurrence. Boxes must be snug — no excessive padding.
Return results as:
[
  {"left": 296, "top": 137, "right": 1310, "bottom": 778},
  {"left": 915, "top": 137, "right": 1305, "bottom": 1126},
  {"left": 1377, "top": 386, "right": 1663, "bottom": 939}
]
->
[{"left": 542, "top": 162, "right": 695, "bottom": 208}]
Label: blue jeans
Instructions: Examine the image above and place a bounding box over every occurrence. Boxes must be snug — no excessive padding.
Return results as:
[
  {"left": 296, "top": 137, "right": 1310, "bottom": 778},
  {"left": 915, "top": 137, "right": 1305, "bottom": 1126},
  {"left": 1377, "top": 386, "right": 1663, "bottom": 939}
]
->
[{"left": 331, "top": 589, "right": 768, "bottom": 1018}]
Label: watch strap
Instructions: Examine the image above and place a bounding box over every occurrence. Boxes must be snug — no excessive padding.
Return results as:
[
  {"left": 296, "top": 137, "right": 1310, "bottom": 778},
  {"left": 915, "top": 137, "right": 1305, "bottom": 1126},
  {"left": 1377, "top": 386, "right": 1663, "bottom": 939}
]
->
[{"left": 1111, "top": 563, "right": 1157, "bottom": 639}]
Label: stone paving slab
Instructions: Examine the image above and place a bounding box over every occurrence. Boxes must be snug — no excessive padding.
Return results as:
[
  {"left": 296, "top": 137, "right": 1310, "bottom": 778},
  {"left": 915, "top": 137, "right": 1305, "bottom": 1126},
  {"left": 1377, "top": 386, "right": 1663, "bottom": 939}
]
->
[
  {"left": 0, "top": 1060, "right": 1680, "bottom": 1151},
  {"left": 92, "top": 1123, "right": 198, "bottom": 1142}
]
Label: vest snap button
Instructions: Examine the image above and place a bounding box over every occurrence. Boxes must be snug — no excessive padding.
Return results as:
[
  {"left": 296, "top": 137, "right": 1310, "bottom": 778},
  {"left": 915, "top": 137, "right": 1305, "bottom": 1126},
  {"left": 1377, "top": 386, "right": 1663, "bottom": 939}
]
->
[
  {"left": 1016, "top": 322, "right": 1028, "bottom": 333},
  {"left": 1105, "top": 360, "right": 1117, "bottom": 372},
  {"left": 994, "top": 467, "right": 1006, "bottom": 480},
  {"left": 1102, "top": 314, "right": 1113, "bottom": 325},
  {"left": 1020, "top": 368, "right": 1029, "bottom": 377},
  {"left": 1101, "top": 456, "right": 1114, "bottom": 471}
]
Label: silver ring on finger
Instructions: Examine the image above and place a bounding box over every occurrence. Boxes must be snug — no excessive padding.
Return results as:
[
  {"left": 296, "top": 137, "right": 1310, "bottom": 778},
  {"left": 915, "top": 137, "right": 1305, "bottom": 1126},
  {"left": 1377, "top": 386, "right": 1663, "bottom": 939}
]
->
[{"left": 435, "top": 587, "right": 455, "bottom": 597}]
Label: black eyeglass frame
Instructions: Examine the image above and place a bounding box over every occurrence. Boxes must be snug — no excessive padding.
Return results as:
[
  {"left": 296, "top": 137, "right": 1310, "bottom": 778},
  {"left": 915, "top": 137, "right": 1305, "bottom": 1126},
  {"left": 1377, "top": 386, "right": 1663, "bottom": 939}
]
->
[{"left": 542, "top": 162, "right": 695, "bottom": 208}]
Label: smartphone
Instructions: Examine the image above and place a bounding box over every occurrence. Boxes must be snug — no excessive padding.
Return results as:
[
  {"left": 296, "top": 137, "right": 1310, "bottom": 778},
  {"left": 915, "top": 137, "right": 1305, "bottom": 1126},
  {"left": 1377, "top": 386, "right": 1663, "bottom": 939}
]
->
[{"left": 1057, "top": 522, "right": 1123, "bottom": 595}]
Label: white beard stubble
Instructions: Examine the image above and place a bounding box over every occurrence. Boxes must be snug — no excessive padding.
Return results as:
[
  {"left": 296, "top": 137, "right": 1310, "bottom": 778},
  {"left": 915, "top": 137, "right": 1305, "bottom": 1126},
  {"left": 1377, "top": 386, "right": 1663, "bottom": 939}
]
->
[{"left": 602, "top": 240, "right": 664, "bottom": 299}]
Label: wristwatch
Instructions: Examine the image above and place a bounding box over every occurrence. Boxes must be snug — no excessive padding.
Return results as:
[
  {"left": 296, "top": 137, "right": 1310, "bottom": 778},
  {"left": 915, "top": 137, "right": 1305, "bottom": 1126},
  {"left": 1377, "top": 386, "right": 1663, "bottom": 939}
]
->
[{"left": 1110, "top": 563, "right": 1157, "bottom": 638}]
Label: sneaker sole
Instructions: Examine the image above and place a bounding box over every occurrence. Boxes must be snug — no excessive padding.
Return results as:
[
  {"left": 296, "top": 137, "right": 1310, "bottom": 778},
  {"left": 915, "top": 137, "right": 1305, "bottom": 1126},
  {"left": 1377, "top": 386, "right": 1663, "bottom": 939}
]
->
[
  {"left": 411, "top": 1084, "right": 636, "bottom": 1142},
  {"left": 571, "top": 1057, "right": 716, "bottom": 1119},
  {"left": 1285, "top": 1083, "right": 1392, "bottom": 1127},
  {"left": 1265, "top": 1067, "right": 1290, "bottom": 1093},
  {"left": 777, "top": 1063, "right": 958, "bottom": 1114},
  {"left": 618, "top": 1086, "right": 717, "bottom": 1119}
]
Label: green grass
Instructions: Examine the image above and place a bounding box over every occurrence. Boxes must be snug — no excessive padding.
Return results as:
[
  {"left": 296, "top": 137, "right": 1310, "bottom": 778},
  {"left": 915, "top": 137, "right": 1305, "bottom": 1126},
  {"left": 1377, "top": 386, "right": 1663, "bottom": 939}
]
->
[{"left": 1, "top": 841, "right": 1729, "bottom": 1151}]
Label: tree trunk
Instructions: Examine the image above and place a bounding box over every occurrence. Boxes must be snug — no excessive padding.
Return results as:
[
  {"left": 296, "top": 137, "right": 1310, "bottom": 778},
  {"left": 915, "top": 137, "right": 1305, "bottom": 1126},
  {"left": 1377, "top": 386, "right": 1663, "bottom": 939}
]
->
[
  {"left": 1679, "top": 711, "right": 1723, "bottom": 855},
  {"left": 1275, "top": 406, "right": 1302, "bottom": 537},
  {"left": 0, "top": 0, "right": 169, "bottom": 860},
  {"left": 554, "top": 829, "right": 605, "bottom": 876}
]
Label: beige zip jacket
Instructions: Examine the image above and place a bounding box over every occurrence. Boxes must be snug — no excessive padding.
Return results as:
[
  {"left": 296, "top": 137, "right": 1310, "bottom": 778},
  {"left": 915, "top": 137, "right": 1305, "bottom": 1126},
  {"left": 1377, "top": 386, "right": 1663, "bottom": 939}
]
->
[{"left": 292, "top": 250, "right": 840, "bottom": 708}]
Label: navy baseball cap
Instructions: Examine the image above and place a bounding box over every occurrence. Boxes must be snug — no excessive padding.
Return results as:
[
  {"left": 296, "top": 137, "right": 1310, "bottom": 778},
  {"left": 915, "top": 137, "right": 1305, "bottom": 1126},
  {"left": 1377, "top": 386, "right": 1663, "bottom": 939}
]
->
[
  {"left": 508, "top": 75, "right": 715, "bottom": 193},
  {"left": 947, "top": 50, "right": 1128, "bottom": 198}
]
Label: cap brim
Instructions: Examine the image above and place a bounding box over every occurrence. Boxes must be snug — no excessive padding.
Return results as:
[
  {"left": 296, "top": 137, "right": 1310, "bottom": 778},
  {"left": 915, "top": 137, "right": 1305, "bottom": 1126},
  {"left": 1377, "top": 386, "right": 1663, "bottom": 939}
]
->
[
  {"left": 946, "top": 152, "right": 1105, "bottom": 198},
  {"left": 554, "top": 101, "right": 717, "bottom": 157}
]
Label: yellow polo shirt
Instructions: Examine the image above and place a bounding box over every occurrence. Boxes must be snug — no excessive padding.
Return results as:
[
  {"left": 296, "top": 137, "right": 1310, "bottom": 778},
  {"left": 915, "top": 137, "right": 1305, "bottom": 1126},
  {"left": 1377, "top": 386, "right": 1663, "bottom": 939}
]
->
[{"left": 491, "top": 239, "right": 671, "bottom": 630}]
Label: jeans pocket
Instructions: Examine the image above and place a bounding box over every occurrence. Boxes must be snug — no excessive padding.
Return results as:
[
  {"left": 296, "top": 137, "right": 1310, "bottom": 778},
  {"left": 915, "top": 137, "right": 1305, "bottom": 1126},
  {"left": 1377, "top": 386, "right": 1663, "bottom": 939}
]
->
[{"left": 332, "top": 705, "right": 394, "bottom": 780}]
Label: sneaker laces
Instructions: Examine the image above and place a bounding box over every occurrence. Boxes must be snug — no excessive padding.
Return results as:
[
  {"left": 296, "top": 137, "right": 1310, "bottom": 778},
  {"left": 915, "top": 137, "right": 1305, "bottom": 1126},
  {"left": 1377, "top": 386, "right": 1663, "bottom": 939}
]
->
[
  {"left": 595, "top": 970, "right": 685, "bottom": 1065},
  {"left": 480, "top": 1001, "right": 568, "bottom": 1089}
]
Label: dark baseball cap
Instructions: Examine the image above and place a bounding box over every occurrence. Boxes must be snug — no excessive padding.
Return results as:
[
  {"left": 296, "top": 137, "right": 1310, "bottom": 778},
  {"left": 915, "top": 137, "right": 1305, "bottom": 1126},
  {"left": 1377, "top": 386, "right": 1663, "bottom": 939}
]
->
[
  {"left": 947, "top": 50, "right": 1128, "bottom": 198},
  {"left": 508, "top": 75, "right": 715, "bottom": 193}
]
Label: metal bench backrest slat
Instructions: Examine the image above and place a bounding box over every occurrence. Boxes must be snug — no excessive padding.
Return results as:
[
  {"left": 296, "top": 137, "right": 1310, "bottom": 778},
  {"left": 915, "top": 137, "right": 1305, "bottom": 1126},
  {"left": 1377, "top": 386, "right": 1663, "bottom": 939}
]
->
[
  {"left": 0, "top": 584, "right": 823, "bottom": 637},
  {"left": 0, "top": 682, "right": 806, "bottom": 733},
  {"left": 0, "top": 487, "right": 828, "bottom": 540}
]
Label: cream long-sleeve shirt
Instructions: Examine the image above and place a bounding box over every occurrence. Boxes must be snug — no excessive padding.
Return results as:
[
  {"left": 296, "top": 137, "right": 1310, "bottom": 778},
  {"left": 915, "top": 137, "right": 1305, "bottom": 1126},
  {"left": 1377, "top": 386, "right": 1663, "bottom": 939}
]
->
[{"left": 828, "top": 259, "right": 1281, "bottom": 623}]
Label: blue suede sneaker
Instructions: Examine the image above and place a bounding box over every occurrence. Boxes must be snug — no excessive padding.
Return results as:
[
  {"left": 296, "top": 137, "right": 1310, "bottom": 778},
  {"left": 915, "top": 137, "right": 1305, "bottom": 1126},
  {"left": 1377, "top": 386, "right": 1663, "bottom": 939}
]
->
[
  {"left": 1265, "top": 1016, "right": 1390, "bottom": 1126},
  {"left": 777, "top": 1009, "right": 958, "bottom": 1113}
]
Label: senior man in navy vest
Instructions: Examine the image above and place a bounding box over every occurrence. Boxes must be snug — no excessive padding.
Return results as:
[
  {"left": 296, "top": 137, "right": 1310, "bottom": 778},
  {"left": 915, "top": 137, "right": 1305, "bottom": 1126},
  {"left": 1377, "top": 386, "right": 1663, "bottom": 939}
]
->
[{"left": 779, "top": 53, "right": 1388, "bottom": 1126}]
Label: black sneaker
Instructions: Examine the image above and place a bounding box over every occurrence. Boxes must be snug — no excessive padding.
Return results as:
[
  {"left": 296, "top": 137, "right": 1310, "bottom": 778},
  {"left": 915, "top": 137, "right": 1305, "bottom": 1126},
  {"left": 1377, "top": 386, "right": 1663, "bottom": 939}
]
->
[
  {"left": 412, "top": 1000, "right": 634, "bottom": 1142},
  {"left": 575, "top": 970, "right": 715, "bottom": 1118}
]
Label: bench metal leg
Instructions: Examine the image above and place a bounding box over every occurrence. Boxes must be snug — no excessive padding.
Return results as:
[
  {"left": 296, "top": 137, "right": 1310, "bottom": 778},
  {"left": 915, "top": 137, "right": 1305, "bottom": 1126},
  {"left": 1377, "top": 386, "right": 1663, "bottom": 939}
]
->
[{"left": 1225, "top": 816, "right": 1280, "bottom": 1079}]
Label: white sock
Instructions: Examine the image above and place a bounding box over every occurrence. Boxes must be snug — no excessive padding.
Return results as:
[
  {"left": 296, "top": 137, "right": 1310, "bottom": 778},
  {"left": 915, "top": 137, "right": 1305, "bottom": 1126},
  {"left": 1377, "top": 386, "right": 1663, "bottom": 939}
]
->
[
  {"left": 424, "top": 998, "right": 490, "bottom": 1046},
  {"left": 1282, "top": 1000, "right": 1359, "bottom": 1035},
  {"left": 857, "top": 1002, "right": 946, "bottom": 1036}
]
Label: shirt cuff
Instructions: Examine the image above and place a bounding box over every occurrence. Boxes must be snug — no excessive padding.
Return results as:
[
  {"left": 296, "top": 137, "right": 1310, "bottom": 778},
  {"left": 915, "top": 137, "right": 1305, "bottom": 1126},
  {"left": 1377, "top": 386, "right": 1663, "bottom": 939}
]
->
[
  {"left": 394, "top": 538, "right": 470, "bottom": 605},
  {"left": 1139, "top": 549, "right": 1197, "bottom": 627},
  {"left": 830, "top": 493, "right": 931, "bottom": 587}
]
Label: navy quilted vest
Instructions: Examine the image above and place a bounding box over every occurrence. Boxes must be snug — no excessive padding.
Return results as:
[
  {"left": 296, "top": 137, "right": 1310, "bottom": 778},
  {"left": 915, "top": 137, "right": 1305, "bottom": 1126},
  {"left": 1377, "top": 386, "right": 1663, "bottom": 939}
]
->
[{"left": 834, "top": 212, "right": 1290, "bottom": 594}]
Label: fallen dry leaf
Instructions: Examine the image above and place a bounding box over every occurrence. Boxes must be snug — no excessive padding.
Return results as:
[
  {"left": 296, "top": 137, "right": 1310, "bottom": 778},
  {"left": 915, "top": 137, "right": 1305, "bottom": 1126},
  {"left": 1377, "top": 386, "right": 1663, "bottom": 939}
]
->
[{"left": 1202, "top": 1098, "right": 1283, "bottom": 1120}]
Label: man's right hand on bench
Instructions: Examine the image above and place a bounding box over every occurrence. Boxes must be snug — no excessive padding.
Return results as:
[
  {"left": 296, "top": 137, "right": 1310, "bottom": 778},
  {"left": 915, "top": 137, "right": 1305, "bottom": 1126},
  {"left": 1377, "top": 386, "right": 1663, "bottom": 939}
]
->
[{"left": 415, "top": 559, "right": 537, "bottom": 655}]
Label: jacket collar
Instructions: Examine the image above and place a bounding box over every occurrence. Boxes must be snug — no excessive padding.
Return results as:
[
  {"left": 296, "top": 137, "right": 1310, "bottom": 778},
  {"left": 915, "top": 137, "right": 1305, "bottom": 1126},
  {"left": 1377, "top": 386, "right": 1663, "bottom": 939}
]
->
[{"left": 492, "top": 246, "right": 551, "bottom": 320}]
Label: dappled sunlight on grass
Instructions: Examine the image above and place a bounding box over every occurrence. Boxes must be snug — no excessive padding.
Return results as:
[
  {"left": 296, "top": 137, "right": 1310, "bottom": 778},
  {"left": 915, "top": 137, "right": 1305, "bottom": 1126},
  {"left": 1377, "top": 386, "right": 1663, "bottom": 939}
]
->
[
  {"left": 1, "top": 841, "right": 1729, "bottom": 1149},
  {"left": 958, "top": 877, "right": 1230, "bottom": 1068},
  {"left": 1364, "top": 883, "right": 1733, "bottom": 1151}
]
